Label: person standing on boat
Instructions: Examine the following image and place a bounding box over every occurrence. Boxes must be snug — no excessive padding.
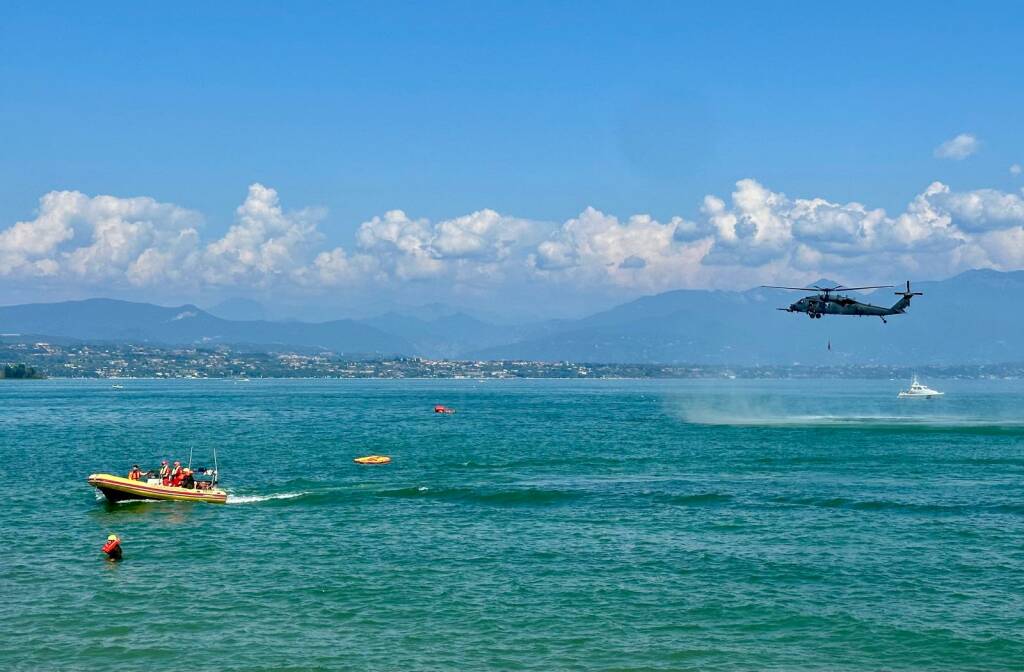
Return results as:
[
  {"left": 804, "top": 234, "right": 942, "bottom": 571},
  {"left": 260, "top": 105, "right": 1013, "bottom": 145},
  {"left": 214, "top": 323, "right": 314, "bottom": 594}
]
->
[
  {"left": 181, "top": 468, "right": 196, "bottom": 489},
  {"left": 170, "top": 460, "right": 184, "bottom": 487},
  {"left": 127, "top": 465, "right": 143, "bottom": 481},
  {"left": 159, "top": 460, "right": 171, "bottom": 485}
]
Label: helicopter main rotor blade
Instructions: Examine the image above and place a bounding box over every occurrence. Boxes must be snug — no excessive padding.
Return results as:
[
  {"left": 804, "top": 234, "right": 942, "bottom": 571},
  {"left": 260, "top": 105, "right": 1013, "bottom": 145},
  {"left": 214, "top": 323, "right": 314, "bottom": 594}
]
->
[
  {"left": 760, "top": 285, "right": 821, "bottom": 291},
  {"left": 833, "top": 285, "right": 894, "bottom": 291}
]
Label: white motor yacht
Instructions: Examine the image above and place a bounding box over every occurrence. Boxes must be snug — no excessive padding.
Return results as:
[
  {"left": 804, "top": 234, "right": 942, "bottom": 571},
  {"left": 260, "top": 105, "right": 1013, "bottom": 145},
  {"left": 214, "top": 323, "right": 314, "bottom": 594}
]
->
[{"left": 897, "top": 375, "right": 943, "bottom": 398}]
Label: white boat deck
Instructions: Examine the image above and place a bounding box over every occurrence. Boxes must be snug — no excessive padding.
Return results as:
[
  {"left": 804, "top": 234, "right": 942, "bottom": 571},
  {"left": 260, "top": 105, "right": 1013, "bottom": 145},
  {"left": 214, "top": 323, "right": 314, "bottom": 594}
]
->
[{"left": 898, "top": 376, "right": 944, "bottom": 398}]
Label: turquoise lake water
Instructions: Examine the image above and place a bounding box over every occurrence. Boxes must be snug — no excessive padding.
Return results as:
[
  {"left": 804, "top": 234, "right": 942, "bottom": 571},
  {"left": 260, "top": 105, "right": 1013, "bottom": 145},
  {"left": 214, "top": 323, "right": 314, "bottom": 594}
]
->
[{"left": 1, "top": 378, "right": 1022, "bottom": 671}]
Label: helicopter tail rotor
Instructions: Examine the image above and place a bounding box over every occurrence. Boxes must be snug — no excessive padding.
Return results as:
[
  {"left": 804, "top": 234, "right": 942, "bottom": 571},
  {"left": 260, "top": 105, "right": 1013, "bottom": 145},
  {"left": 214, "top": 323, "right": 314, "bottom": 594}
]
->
[
  {"left": 890, "top": 281, "right": 922, "bottom": 313},
  {"left": 894, "top": 280, "right": 923, "bottom": 297}
]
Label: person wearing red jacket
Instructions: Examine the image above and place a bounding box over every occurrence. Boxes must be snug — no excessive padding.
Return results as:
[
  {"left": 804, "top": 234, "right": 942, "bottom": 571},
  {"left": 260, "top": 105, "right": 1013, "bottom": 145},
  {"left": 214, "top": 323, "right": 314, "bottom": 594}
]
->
[
  {"left": 102, "top": 534, "right": 122, "bottom": 561},
  {"left": 170, "top": 461, "right": 184, "bottom": 487}
]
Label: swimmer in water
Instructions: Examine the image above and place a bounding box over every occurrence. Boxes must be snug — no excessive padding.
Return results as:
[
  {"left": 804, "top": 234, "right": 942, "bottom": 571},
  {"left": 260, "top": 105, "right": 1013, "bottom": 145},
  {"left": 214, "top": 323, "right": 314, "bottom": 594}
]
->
[{"left": 102, "top": 534, "right": 122, "bottom": 562}]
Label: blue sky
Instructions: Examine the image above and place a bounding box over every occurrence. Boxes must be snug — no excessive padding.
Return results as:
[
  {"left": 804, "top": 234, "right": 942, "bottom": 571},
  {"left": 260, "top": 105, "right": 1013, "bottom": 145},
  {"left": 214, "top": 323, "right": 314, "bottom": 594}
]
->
[{"left": 1, "top": 2, "right": 1023, "bottom": 318}]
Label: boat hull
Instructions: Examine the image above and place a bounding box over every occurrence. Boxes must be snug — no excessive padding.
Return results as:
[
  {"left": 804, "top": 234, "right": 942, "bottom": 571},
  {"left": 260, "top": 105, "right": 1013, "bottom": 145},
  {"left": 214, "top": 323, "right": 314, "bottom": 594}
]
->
[
  {"left": 88, "top": 473, "right": 227, "bottom": 504},
  {"left": 354, "top": 455, "right": 391, "bottom": 465}
]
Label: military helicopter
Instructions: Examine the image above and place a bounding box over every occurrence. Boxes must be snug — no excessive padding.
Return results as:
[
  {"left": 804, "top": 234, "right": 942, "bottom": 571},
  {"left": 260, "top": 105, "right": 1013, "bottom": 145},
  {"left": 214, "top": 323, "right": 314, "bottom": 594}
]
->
[{"left": 763, "top": 281, "right": 922, "bottom": 323}]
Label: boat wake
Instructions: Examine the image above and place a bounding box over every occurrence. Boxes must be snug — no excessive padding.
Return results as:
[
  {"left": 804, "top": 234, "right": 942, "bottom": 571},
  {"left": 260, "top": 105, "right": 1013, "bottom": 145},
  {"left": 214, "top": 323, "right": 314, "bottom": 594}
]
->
[
  {"left": 681, "top": 412, "right": 1024, "bottom": 429},
  {"left": 225, "top": 492, "right": 308, "bottom": 505},
  {"left": 372, "top": 485, "right": 583, "bottom": 506},
  {"left": 673, "top": 399, "right": 1024, "bottom": 429}
]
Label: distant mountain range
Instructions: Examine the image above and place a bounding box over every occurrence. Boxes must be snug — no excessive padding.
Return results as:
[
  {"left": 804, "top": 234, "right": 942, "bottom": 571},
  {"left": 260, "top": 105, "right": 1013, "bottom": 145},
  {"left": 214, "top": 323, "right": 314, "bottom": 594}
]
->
[
  {"left": 1, "top": 269, "right": 1022, "bottom": 364},
  {"left": 477, "top": 269, "right": 1024, "bottom": 365},
  {"left": 0, "top": 298, "right": 411, "bottom": 356}
]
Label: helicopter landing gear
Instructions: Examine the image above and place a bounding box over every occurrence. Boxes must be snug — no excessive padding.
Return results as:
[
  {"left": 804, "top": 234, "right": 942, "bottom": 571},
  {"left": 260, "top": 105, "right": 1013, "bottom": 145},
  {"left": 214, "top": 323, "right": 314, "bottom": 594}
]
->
[{"left": 879, "top": 316, "right": 887, "bottom": 324}]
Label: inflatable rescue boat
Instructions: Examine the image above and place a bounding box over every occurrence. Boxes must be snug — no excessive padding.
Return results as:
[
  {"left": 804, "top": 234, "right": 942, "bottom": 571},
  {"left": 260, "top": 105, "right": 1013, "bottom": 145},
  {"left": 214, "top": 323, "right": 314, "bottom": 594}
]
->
[
  {"left": 88, "top": 474, "right": 228, "bottom": 504},
  {"left": 353, "top": 455, "right": 391, "bottom": 465}
]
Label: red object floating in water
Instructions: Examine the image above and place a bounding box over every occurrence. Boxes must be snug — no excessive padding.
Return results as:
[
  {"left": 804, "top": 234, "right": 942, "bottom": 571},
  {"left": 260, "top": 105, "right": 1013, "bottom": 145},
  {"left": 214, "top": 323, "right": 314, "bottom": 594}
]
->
[{"left": 434, "top": 405, "right": 455, "bottom": 414}]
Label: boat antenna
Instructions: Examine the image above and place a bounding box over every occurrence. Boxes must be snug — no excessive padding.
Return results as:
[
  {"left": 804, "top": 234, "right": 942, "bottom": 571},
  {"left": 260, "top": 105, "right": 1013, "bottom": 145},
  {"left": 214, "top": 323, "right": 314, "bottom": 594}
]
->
[
  {"left": 213, "top": 446, "right": 219, "bottom": 486},
  {"left": 188, "top": 445, "right": 193, "bottom": 471}
]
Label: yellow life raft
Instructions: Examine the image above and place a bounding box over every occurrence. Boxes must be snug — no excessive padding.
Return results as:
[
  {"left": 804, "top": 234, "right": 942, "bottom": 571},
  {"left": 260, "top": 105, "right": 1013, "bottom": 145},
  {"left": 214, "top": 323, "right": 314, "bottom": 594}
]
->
[{"left": 353, "top": 455, "right": 391, "bottom": 465}]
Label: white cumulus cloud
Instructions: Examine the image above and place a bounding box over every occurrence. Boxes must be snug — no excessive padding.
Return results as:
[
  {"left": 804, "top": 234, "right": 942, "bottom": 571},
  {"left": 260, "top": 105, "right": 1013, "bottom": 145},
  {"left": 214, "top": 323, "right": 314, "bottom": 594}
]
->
[
  {"left": 934, "top": 133, "right": 980, "bottom": 160},
  {"left": 929, "top": 186, "right": 1024, "bottom": 232},
  {"left": 354, "top": 210, "right": 445, "bottom": 280},
  {"left": 200, "top": 183, "right": 324, "bottom": 286},
  {"left": 528, "top": 207, "right": 710, "bottom": 291},
  {"left": 692, "top": 178, "right": 1024, "bottom": 285},
  {"left": 306, "top": 247, "right": 380, "bottom": 286},
  {"left": 351, "top": 208, "right": 545, "bottom": 284},
  {"left": 0, "top": 190, "right": 201, "bottom": 282}
]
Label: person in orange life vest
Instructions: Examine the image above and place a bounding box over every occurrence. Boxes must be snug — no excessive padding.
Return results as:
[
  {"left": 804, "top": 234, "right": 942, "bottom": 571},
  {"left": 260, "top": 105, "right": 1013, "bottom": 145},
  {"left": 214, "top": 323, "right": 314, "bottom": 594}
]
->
[
  {"left": 127, "top": 464, "right": 143, "bottom": 481},
  {"left": 102, "top": 534, "right": 122, "bottom": 561},
  {"left": 170, "top": 461, "right": 184, "bottom": 487},
  {"left": 158, "top": 460, "right": 171, "bottom": 485}
]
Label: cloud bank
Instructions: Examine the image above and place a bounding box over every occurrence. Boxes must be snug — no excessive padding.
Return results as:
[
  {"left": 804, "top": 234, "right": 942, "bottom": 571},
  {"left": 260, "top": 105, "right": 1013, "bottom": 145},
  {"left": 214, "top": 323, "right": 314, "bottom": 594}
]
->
[{"left": 3, "top": 179, "right": 1024, "bottom": 305}]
